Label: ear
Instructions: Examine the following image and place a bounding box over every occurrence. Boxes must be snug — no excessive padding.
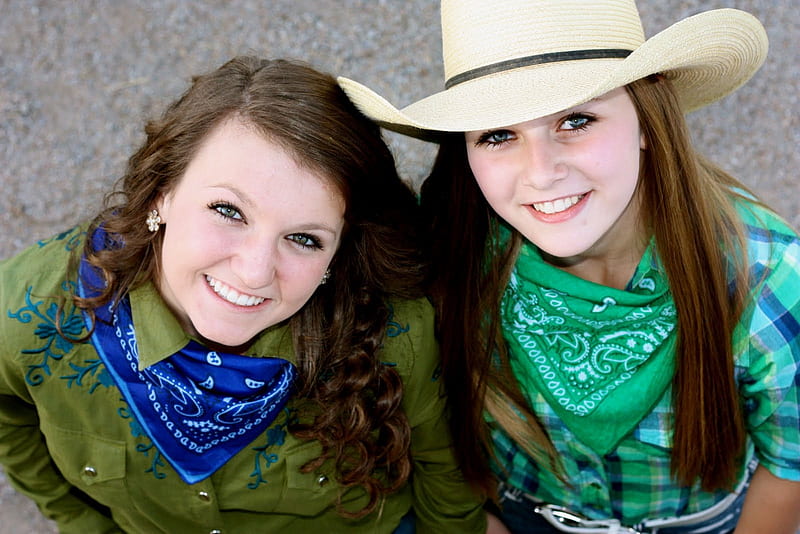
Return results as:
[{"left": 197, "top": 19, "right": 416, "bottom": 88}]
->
[
  {"left": 154, "top": 192, "right": 171, "bottom": 223},
  {"left": 639, "top": 131, "right": 647, "bottom": 151}
]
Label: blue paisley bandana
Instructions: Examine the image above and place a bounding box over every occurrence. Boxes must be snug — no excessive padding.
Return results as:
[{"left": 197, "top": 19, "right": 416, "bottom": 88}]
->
[
  {"left": 78, "top": 229, "right": 296, "bottom": 484},
  {"left": 501, "top": 241, "right": 677, "bottom": 454}
]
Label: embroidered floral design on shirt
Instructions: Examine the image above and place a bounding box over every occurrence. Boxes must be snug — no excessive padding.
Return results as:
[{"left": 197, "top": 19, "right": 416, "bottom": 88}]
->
[
  {"left": 119, "top": 405, "right": 169, "bottom": 479},
  {"left": 248, "top": 407, "right": 298, "bottom": 489},
  {"left": 36, "top": 226, "right": 86, "bottom": 252},
  {"left": 8, "top": 279, "right": 169, "bottom": 478},
  {"left": 62, "top": 358, "right": 115, "bottom": 393},
  {"left": 8, "top": 284, "right": 85, "bottom": 386},
  {"left": 386, "top": 305, "right": 410, "bottom": 337}
]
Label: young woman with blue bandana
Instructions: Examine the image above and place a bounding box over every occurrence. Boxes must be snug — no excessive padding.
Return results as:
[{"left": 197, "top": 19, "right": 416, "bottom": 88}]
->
[
  {"left": 339, "top": 1, "right": 800, "bottom": 532},
  {"left": 0, "top": 56, "right": 485, "bottom": 533}
]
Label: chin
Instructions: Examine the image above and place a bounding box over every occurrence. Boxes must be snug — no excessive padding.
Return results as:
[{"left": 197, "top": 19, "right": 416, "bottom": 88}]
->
[
  {"left": 195, "top": 328, "right": 260, "bottom": 353},
  {"left": 535, "top": 241, "right": 595, "bottom": 263}
]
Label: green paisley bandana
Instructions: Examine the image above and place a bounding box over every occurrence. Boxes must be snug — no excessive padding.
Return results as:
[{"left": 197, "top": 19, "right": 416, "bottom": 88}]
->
[{"left": 501, "top": 241, "right": 677, "bottom": 454}]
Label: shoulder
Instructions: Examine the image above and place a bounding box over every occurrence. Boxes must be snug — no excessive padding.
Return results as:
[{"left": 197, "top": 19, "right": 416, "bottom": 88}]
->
[
  {"left": 0, "top": 226, "right": 87, "bottom": 332},
  {"left": 378, "top": 297, "right": 439, "bottom": 382},
  {"left": 0, "top": 225, "right": 87, "bottom": 291},
  {"left": 0, "top": 226, "right": 86, "bottom": 310},
  {"left": 385, "top": 296, "right": 435, "bottom": 331},
  {"left": 732, "top": 200, "right": 800, "bottom": 365},
  {"left": 380, "top": 297, "right": 446, "bottom": 428},
  {"left": 734, "top": 198, "right": 799, "bottom": 271},
  {"left": 0, "top": 226, "right": 89, "bottom": 387}
]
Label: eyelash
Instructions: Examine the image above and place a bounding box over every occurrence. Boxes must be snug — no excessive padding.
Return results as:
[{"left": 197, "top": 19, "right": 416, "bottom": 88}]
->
[
  {"left": 562, "top": 113, "right": 594, "bottom": 132},
  {"left": 209, "top": 202, "right": 324, "bottom": 251},
  {"left": 287, "top": 233, "right": 324, "bottom": 251},
  {"left": 474, "top": 113, "right": 596, "bottom": 147},
  {"left": 475, "top": 130, "right": 513, "bottom": 147},
  {"left": 210, "top": 201, "right": 244, "bottom": 222}
]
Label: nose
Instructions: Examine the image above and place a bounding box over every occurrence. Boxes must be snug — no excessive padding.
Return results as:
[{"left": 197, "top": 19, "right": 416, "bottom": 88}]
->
[
  {"left": 520, "top": 136, "right": 568, "bottom": 190},
  {"left": 231, "top": 237, "right": 277, "bottom": 289}
]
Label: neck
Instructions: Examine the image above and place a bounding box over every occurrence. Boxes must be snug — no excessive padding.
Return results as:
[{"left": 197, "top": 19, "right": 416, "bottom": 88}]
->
[
  {"left": 543, "top": 250, "right": 642, "bottom": 290},
  {"left": 540, "top": 228, "right": 650, "bottom": 290},
  {"left": 541, "top": 190, "right": 649, "bottom": 289}
]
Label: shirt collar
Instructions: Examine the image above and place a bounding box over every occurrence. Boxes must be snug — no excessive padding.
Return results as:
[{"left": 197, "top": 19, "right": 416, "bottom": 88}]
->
[{"left": 129, "top": 282, "right": 296, "bottom": 370}]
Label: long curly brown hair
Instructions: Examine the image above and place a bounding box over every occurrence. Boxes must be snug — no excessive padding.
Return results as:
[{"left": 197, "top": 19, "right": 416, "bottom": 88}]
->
[{"left": 76, "top": 56, "right": 426, "bottom": 518}]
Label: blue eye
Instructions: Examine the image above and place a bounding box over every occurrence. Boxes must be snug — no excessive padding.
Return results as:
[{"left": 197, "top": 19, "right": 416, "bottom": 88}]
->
[
  {"left": 561, "top": 114, "right": 593, "bottom": 131},
  {"left": 210, "top": 202, "right": 243, "bottom": 221},
  {"left": 287, "top": 233, "right": 323, "bottom": 250},
  {"left": 475, "top": 129, "right": 515, "bottom": 147}
]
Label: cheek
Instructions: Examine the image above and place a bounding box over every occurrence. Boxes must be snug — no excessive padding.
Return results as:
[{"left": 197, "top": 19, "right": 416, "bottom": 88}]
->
[
  {"left": 169, "top": 223, "right": 220, "bottom": 253},
  {"left": 588, "top": 135, "right": 641, "bottom": 182},
  {"left": 466, "top": 148, "right": 487, "bottom": 184},
  {"left": 468, "top": 152, "right": 511, "bottom": 202},
  {"left": 280, "top": 253, "right": 334, "bottom": 295},
  {"left": 161, "top": 222, "right": 233, "bottom": 277}
]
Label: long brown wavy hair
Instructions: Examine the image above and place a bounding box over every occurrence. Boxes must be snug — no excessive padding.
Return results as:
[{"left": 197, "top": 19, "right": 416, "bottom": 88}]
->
[
  {"left": 421, "top": 74, "right": 752, "bottom": 496},
  {"left": 75, "top": 56, "right": 426, "bottom": 518}
]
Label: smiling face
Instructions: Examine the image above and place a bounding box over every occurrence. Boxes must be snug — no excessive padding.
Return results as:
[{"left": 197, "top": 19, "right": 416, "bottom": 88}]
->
[
  {"left": 155, "top": 119, "right": 345, "bottom": 351},
  {"left": 465, "top": 87, "right": 646, "bottom": 271}
]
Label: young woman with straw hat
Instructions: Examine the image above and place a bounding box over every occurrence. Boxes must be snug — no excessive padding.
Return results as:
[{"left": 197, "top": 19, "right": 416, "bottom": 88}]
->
[{"left": 339, "top": 1, "right": 800, "bottom": 532}]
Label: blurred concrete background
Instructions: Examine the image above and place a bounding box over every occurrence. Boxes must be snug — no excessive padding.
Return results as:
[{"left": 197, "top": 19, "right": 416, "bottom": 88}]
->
[{"left": 0, "top": 1, "right": 797, "bottom": 532}]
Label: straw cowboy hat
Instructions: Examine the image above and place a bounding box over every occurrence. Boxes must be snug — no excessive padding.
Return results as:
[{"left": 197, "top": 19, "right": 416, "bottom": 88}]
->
[{"left": 338, "top": 0, "right": 768, "bottom": 137}]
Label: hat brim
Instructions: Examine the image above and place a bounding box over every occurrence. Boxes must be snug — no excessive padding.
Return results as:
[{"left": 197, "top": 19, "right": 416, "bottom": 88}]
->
[{"left": 339, "top": 8, "right": 767, "bottom": 137}]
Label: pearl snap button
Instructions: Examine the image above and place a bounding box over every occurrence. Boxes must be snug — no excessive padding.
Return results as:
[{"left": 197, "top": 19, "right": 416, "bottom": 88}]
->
[
  {"left": 198, "top": 491, "right": 211, "bottom": 502},
  {"left": 83, "top": 466, "right": 97, "bottom": 477},
  {"left": 317, "top": 474, "right": 329, "bottom": 486},
  {"left": 210, "top": 530, "right": 222, "bottom": 534}
]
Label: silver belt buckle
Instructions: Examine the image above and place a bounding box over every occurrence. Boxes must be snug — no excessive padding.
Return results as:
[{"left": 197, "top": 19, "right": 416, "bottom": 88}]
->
[{"left": 534, "top": 503, "right": 644, "bottom": 533}]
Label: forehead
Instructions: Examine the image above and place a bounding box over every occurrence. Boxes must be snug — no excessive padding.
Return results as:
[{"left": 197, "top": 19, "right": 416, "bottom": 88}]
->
[{"left": 179, "top": 120, "right": 341, "bottom": 200}]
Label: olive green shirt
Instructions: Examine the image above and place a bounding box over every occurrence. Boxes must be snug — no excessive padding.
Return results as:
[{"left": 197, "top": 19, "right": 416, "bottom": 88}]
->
[{"left": 0, "top": 227, "right": 485, "bottom": 533}]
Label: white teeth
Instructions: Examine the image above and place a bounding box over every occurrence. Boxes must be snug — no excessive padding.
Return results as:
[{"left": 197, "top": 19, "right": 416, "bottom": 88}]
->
[
  {"left": 205, "top": 275, "right": 265, "bottom": 307},
  {"left": 532, "top": 194, "right": 584, "bottom": 214}
]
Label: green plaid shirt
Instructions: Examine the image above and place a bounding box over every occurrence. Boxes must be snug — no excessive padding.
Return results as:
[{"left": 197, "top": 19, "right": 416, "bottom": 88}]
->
[{"left": 490, "top": 199, "right": 800, "bottom": 525}]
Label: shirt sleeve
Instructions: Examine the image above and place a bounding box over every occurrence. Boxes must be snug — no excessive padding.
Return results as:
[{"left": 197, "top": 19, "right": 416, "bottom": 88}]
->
[
  {"left": 737, "top": 226, "right": 800, "bottom": 481},
  {"left": 389, "top": 298, "right": 487, "bottom": 534},
  {"left": 0, "top": 392, "right": 123, "bottom": 533},
  {"left": 0, "top": 245, "right": 123, "bottom": 533}
]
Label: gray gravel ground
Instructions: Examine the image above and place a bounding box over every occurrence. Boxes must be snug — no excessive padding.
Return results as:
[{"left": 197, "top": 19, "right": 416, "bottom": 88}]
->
[{"left": 0, "top": 1, "right": 797, "bottom": 532}]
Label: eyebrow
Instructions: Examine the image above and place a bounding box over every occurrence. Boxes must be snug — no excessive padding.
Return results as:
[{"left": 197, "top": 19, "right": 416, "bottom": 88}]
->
[
  {"left": 471, "top": 94, "right": 610, "bottom": 135},
  {"left": 570, "top": 96, "right": 603, "bottom": 110},
  {"left": 291, "top": 223, "right": 341, "bottom": 236},
  {"left": 214, "top": 183, "right": 254, "bottom": 206},
  {"left": 579, "top": 88, "right": 623, "bottom": 106}
]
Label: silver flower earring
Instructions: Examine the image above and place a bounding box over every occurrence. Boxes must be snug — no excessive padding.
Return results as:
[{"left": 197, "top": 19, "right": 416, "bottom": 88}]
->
[
  {"left": 320, "top": 269, "right": 331, "bottom": 285},
  {"left": 146, "top": 209, "right": 162, "bottom": 232}
]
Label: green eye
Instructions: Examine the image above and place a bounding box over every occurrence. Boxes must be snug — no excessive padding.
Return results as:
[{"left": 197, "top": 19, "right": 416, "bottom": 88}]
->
[
  {"left": 212, "top": 203, "right": 243, "bottom": 220},
  {"left": 287, "top": 233, "right": 322, "bottom": 250}
]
